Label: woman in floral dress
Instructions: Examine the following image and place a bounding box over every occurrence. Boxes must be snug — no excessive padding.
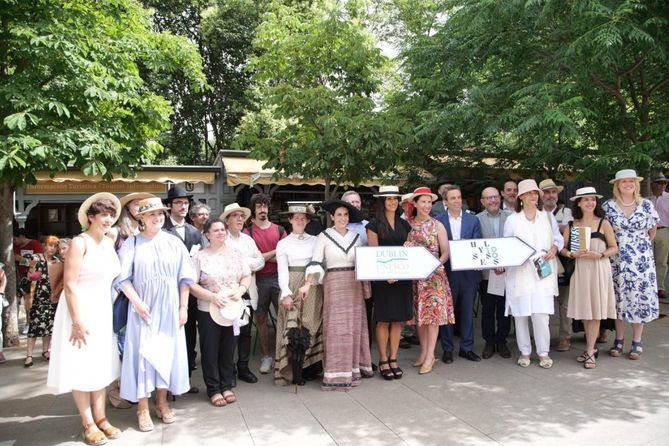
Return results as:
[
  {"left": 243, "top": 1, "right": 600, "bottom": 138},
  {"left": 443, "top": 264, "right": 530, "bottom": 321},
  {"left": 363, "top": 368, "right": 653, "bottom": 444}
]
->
[
  {"left": 405, "top": 187, "right": 454, "bottom": 375},
  {"left": 602, "top": 169, "right": 659, "bottom": 360}
]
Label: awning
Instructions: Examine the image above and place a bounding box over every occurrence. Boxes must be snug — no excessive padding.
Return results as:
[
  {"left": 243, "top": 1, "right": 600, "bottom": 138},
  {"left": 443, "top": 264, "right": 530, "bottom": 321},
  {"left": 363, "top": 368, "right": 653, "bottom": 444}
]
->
[{"left": 33, "top": 170, "right": 216, "bottom": 184}]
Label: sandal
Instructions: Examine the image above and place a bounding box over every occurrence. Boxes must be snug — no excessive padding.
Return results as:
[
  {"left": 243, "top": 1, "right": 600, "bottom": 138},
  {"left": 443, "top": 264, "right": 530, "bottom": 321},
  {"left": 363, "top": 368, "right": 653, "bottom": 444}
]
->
[
  {"left": 538, "top": 356, "right": 553, "bottom": 369},
  {"left": 629, "top": 341, "right": 643, "bottom": 360},
  {"left": 596, "top": 334, "right": 608, "bottom": 344},
  {"left": 82, "top": 422, "right": 108, "bottom": 445},
  {"left": 609, "top": 338, "right": 624, "bottom": 357},
  {"left": 378, "top": 360, "right": 394, "bottom": 381},
  {"left": 41, "top": 351, "right": 50, "bottom": 361},
  {"left": 136, "top": 409, "right": 154, "bottom": 432},
  {"left": 576, "top": 348, "right": 599, "bottom": 363},
  {"left": 154, "top": 404, "right": 176, "bottom": 424},
  {"left": 388, "top": 358, "right": 403, "bottom": 380},
  {"left": 24, "top": 356, "right": 34, "bottom": 368},
  {"left": 222, "top": 391, "right": 237, "bottom": 404},
  {"left": 583, "top": 352, "right": 597, "bottom": 369},
  {"left": 210, "top": 393, "right": 227, "bottom": 407},
  {"left": 516, "top": 356, "right": 530, "bottom": 367},
  {"left": 94, "top": 417, "right": 121, "bottom": 440}
]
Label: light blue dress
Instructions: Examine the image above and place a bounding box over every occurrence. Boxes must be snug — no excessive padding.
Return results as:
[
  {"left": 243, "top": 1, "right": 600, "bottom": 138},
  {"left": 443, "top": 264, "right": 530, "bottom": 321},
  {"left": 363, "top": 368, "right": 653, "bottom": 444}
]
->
[{"left": 116, "top": 231, "right": 196, "bottom": 402}]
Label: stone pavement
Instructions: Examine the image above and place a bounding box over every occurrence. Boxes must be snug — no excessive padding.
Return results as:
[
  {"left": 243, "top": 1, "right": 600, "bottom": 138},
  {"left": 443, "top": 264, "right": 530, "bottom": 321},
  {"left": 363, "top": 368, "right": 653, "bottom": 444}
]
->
[{"left": 1, "top": 300, "right": 668, "bottom": 446}]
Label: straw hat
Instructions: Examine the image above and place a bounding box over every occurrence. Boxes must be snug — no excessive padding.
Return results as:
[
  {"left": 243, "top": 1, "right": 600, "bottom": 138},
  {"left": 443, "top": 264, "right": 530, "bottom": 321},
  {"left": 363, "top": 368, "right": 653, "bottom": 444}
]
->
[
  {"left": 220, "top": 203, "right": 251, "bottom": 221},
  {"left": 538, "top": 179, "right": 564, "bottom": 193},
  {"left": 77, "top": 193, "right": 121, "bottom": 230},
  {"left": 410, "top": 186, "right": 438, "bottom": 202},
  {"left": 136, "top": 197, "right": 170, "bottom": 215},
  {"left": 609, "top": 169, "right": 643, "bottom": 184},
  {"left": 569, "top": 187, "right": 603, "bottom": 202},
  {"left": 401, "top": 193, "right": 413, "bottom": 204},
  {"left": 652, "top": 174, "right": 669, "bottom": 183},
  {"left": 322, "top": 200, "right": 363, "bottom": 223},
  {"left": 209, "top": 294, "right": 247, "bottom": 327},
  {"left": 279, "top": 204, "right": 315, "bottom": 216},
  {"left": 517, "top": 179, "right": 543, "bottom": 198},
  {"left": 120, "top": 192, "right": 155, "bottom": 209},
  {"left": 373, "top": 186, "right": 402, "bottom": 197}
]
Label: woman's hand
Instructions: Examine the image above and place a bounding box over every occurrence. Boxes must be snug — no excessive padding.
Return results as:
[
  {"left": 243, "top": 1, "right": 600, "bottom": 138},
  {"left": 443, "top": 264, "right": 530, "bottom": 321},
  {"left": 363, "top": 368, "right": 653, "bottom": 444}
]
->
[
  {"left": 69, "top": 320, "right": 89, "bottom": 348},
  {"left": 580, "top": 250, "right": 603, "bottom": 260},
  {"left": 298, "top": 283, "right": 311, "bottom": 300},
  {"left": 571, "top": 250, "right": 588, "bottom": 259},
  {"left": 282, "top": 296, "right": 294, "bottom": 311},
  {"left": 132, "top": 300, "right": 151, "bottom": 324},
  {"left": 178, "top": 307, "right": 188, "bottom": 326},
  {"left": 542, "top": 245, "right": 558, "bottom": 260},
  {"left": 212, "top": 292, "right": 228, "bottom": 309},
  {"left": 494, "top": 267, "right": 506, "bottom": 275}
]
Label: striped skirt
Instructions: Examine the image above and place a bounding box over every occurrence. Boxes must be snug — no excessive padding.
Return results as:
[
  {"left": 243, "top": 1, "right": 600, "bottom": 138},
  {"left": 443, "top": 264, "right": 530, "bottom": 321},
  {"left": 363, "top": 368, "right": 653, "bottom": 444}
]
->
[
  {"left": 274, "top": 269, "right": 324, "bottom": 386},
  {"left": 321, "top": 270, "right": 372, "bottom": 391}
]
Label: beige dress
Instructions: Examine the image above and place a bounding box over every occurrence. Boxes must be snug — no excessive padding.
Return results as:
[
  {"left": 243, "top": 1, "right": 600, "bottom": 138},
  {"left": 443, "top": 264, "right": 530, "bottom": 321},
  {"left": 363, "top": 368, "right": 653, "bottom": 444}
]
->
[{"left": 567, "top": 220, "right": 617, "bottom": 320}]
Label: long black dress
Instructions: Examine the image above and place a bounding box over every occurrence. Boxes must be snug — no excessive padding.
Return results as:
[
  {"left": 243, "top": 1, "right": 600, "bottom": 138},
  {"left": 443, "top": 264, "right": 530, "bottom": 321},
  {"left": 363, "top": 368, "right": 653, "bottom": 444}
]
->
[{"left": 366, "top": 216, "right": 413, "bottom": 322}]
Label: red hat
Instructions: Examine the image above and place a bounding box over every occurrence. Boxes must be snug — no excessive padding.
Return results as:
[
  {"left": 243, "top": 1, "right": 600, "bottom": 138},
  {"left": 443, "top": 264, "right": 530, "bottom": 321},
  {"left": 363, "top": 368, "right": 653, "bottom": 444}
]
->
[{"left": 410, "top": 186, "right": 438, "bottom": 202}]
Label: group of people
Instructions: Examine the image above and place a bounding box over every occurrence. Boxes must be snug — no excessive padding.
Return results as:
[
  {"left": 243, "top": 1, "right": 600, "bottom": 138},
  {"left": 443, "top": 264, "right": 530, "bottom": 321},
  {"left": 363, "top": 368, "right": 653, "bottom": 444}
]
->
[{"left": 3, "top": 167, "right": 660, "bottom": 445}]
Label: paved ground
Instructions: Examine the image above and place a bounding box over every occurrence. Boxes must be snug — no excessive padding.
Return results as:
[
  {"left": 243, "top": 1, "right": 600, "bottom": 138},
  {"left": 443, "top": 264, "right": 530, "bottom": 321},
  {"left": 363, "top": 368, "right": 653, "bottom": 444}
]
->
[{"left": 1, "top": 298, "right": 668, "bottom": 446}]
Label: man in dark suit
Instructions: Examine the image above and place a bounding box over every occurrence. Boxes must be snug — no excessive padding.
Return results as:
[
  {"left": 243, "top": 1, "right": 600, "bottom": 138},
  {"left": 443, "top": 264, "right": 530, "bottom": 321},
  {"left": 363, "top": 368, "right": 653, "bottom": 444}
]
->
[
  {"left": 435, "top": 185, "right": 483, "bottom": 363},
  {"left": 163, "top": 185, "right": 205, "bottom": 393}
]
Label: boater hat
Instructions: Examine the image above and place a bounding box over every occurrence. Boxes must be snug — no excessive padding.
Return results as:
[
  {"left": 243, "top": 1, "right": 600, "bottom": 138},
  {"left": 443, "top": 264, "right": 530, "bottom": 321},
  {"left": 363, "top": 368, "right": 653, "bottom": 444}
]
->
[
  {"left": 538, "top": 178, "right": 564, "bottom": 193},
  {"left": 220, "top": 203, "right": 251, "bottom": 221},
  {"left": 279, "top": 204, "right": 315, "bottom": 216},
  {"left": 410, "top": 186, "right": 438, "bottom": 202},
  {"left": 517, "top": 179, "right": 543, "bottom": 198},
  {"left": 609, "top": 169, "right": 643, "bottom": 184},
  {"left": 77, "top": 193, "right": 122, "bottom": 230},
  {"left": 136, "top": 197, "right": 170, "bottom": 215},
  {"left": 321, "top": 199, "right": 364, "bottom": 223},
  {"left": 120, "top": 192, "right": 156, "bottom": 209},
  {"left": 209, "top": 293, "right": 247, "bottom": 327},
  {"left": 373, "top": 186, "right": 402, "bottom": 197},
  {"left": 570, "top": 187, "right": 603, "bottom": 202}
]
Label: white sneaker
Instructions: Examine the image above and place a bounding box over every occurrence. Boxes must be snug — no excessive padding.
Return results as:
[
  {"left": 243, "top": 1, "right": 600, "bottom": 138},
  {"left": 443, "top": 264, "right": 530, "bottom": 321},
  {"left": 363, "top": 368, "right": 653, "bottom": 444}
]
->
[{"left": 259, "top": 356, "right": 273, "bottom": 374}]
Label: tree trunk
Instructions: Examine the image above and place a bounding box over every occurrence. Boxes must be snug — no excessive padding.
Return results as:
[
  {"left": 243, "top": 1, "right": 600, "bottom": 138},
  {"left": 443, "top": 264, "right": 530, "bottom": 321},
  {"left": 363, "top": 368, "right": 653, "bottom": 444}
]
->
[{"left": 1, "top": 181, "right": 19, "bottom": 347}]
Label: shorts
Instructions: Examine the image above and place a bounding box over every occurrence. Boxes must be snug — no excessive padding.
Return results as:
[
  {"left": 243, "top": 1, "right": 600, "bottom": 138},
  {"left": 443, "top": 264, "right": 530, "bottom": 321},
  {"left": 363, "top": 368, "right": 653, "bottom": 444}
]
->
[{"left": 255, "top": 275, "right": 280, "bottom": 316}]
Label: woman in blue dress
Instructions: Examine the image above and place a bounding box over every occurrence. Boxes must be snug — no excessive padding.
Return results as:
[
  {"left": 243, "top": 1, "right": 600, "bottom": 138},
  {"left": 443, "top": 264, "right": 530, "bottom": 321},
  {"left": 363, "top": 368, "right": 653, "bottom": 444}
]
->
[
  {"left": 116, "top": 197, "right": 196, "bottom": 432},
  {"left": 602, "top": 169, "right": 659, "bottom": 360}
]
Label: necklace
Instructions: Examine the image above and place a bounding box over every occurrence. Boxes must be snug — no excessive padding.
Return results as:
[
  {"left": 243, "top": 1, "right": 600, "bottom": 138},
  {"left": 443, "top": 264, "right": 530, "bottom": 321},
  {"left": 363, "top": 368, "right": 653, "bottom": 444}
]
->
[
  {"left": 619, "top": 199, "right": 636, "bottom": 207},
  {"left": 293, "top": 233, "right": 306, "bottom": 240}
]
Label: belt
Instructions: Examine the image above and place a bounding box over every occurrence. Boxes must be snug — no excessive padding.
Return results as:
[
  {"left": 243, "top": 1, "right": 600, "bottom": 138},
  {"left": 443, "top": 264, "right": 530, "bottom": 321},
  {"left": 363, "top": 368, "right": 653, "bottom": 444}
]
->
[
  {"left": 327, "top": 267, "right": 355, "bottom": 272},
  {"left": 658, "top": 226, "right": 668, "bottom": 229},
  {"left": 288, "top": 266, "right": 306, "bottom": 272}
]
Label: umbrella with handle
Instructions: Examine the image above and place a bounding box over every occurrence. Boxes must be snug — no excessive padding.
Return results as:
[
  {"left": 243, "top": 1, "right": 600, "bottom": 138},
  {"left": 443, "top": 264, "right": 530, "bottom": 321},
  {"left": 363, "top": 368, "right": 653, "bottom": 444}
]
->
[{"left": 286, "top": 302, "right": 311, "bottom": 392}]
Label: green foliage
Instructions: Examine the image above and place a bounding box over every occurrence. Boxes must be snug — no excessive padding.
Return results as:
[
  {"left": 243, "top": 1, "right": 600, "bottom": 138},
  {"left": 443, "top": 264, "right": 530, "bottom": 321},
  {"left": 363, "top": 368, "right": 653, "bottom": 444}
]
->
[{"left": 0, "top": 0, "right": 206, "bottom": 185}]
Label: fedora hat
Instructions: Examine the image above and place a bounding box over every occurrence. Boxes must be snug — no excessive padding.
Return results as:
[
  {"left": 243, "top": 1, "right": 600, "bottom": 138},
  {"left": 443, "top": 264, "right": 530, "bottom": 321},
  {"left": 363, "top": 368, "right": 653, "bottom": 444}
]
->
[
  {"left": 652, "top": 174, "right": 669, "bottom": 183},
  {"left": 609, "top": 169, "right": 643, "bottom": 184},
  {"left": 373, "top": 186, "right": 402, "bottom": 197},
  {"left": 120, "top": 192, "right": 156, "bottom": 209},
  {"left": 220, "top": 203, "right": 251, "bottom": 221},
  {"left": 538, "top": 178, "right": 564, "bottom": 193},
  {"left": 136, "top": 197, "right": 170, "bottom": 215},
  {"left": 164, "top": 185, "right": 193, "bottom": 203},
  {"left": 410, "top": 186, "right": 438, "bottom": 202},
  {"left": 322, "top": 199, "right": 363, "bottom": 223},
  {"left": 279, "top": 204, "right": 315, "bottom": 216},
  {"left": 517, "top": 179, "right": 543, "bottom": 198},
  {"left": 209, "top": 294, "right": 247, "bottom": 327},
  {"left": 77, "top": 193, "right": 122, "bottom": 230},
  {"left": 570, "top": 187, "right": 603, "bottom": 202}
]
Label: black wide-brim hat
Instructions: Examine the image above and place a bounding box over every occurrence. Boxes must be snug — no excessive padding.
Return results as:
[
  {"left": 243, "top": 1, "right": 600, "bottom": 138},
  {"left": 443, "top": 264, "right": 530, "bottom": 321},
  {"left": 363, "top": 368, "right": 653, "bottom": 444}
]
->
[
  {"left": 164, "top": 185, "right": 193, "bottom": 204},
  {"left": 321, "top": 200, "right": 363, "bottom": 223}
]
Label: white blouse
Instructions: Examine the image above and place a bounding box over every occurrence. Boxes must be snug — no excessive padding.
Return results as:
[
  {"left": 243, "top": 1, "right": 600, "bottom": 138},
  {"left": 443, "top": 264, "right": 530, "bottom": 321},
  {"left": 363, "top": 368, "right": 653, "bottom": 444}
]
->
[
  {"left": 276, "top": 233, "right": 317, "bottom": 299},
  {"left": 306, "top": 228, "right": 361, "bottom": 284}
]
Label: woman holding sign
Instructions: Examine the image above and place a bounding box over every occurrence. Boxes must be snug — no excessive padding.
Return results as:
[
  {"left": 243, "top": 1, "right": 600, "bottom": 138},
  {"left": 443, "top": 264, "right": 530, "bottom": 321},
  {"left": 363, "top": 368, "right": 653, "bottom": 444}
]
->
[
  {"left": 367, "top": 186, "right": 413, "bottom": 380},
  {"left": 406, "top": 187, "right": 454, "bottom": 375},
  {"left": 502, "top": 179, "right": 563, "bottom": 369},
  {"left": 560, "top": 187, "right": 617, "bottom": 369}
]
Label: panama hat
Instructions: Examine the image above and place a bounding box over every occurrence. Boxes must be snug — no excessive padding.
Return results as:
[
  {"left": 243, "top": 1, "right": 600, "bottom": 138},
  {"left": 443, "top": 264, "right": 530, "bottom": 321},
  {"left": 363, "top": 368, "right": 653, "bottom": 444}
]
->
[
  {"left": 410, "top": 186, "right": 438, "bottom": 202},
  {"left": 569, "top": 187, "right": 603, "bottom": 202},
  {"left": 120, "top": 192, "right": 156, "bottom": 209},
  {"left": 220, "top": 203, "right": 251, "bottom": 221},
  {"left": 373, "top": 186, "right": 402, "bottom": 197},
  {"left": 279, "top": 204, "right": 315, "bottom": 216},
  {"left": 609, "top": 169, "right": 643, "bottom": 184},
  {"left": 209, "top": 293, "right": 247, "bottom": 327},
  {"left": 517, "top": 179, "right": 543, "bottom": 198},
  {"left": 136, "top": 197, "right": 170, "bottom": 215},
  {"left": 322, "top": 199, "right": 364, "bottom": 223},
  {"left": 77, "top": 193, "right": 121, "bottom": 230},
  {"left": 538, "top": 179, "right": 564, "bottom": 193}
]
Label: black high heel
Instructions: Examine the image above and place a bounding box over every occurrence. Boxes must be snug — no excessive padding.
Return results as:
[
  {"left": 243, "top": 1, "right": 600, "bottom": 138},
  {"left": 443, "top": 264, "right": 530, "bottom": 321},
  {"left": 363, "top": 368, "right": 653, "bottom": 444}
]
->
[
  {"left": 379, "top": 360, "right": 394, "bottom": 380},
  {"left": 388, "top": 358, "right": 403, "bottom": 379}
]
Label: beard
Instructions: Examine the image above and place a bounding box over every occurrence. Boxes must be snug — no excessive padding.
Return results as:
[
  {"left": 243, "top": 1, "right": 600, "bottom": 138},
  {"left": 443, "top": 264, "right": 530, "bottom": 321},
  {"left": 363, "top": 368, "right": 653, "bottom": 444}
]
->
[{"left": 543, "top": 198, "right": 557, "bottom": 208}]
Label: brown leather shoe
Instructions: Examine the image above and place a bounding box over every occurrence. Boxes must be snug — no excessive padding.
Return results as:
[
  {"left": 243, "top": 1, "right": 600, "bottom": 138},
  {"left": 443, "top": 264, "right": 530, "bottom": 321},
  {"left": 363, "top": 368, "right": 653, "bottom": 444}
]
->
[
  {"left": 557, "top": 338, "right": 572, "bottom": 352},
  {"left": 496, "top": 342, "right": 511, "bottom": 358},
  {"left": 482, "top": 343, "right": 495, "bottom": 359}
]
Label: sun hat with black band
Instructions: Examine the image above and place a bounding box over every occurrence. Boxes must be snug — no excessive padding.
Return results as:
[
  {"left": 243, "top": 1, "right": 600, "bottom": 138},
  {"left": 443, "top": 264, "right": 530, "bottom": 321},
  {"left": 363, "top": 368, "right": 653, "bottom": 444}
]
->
[
  {"left": 609, "top": 169, "right": 643, "bottom": 184},
  {"left": 120, "top": 192, "right": 156, "bottom": 209},
  {"left": 279, "top": 204, "right": 315, "bottom": 217},
  {"left": 220, "top": 203, "right": 251, "bottom": 221},
  {"left": 373, "top": 186, "right": 402, "bottom": 197},
  {"left": 77, "top": 192, "right": 122, "bottom": 230},
  {"left": 136, "top": 196, "right": 170, "bottom": 215},
  {"left": 321, "top": 199, "right": 364, "bottom": 223},
  {"left": 538, "top": 178, "right": 564, "bottom": 193},
  {"left": 569, "top": 187, "right": 603, "bottom": 202}
]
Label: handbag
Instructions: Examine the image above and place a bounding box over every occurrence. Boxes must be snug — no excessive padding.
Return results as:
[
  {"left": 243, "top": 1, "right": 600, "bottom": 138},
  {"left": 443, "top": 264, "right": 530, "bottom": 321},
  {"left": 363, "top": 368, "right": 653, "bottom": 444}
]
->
[{"left": 113, "top": 236, "right": 136, "bottom": 334}]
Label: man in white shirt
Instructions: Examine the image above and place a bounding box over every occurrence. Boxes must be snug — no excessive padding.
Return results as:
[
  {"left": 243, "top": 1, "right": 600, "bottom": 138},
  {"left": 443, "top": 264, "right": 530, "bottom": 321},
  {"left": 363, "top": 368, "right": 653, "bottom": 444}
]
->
[
  {"left": 502, "top": 181, "right": 518, "bottom": 211},
  {"left": 223, "top": 203, "right": 266, "bottom": 384},
  {"left": 650, "top": 174, "right": 669, "bottom": 299}
]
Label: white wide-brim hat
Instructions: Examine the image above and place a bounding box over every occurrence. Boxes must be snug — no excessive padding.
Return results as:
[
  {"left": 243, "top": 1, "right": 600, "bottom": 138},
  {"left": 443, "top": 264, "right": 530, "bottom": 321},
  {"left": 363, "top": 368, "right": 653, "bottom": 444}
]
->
[
  {"left": 220, "top": 203, "right": 251, "bottom": 221},
  {"left": 609, "top": 169, "right": 643, "bottom": 184},
  {"left": 279, "top": 204, "right": 315, "bottom": 216},
  {"left": 77, "top": 193, "right": 121, "bottom": 230},
  {"left": 569, "top": 187, "right": 603, "bottom": 201},
  {"left": 517, "top": 179, "right": 543, "bottom": 198},
  {"left": 209, "top": 293, "right": 247, "bottom": 327},
  {"left": 373, "top": 185, "right": 402, "bottom": 197}
]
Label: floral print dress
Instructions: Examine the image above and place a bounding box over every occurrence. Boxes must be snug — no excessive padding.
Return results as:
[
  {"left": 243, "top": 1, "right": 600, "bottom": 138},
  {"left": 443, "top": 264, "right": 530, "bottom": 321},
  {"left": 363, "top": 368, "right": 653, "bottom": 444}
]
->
[
  {"left": 408, "top": 217, "right": 455, "bottom": 326},
  {"left": 27, "top": 256, "right": 57, "bottom": 338},
  {"left": 602, "top": 199, "right": 660, "bottom": 323}
]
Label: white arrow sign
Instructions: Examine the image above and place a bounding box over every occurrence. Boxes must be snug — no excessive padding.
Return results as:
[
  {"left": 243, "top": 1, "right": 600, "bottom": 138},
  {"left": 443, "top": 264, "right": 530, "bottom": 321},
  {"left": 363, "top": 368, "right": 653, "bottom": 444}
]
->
[
  {"left": 449, "top": 237, "right": 536, "bottom": 271},
  {"left": 355, "top": 246, "right": 442, "bottom": 281}
]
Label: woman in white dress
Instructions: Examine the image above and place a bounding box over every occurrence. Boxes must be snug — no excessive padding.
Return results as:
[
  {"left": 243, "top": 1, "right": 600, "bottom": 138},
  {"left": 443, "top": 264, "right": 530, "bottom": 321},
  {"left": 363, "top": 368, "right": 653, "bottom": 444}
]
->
[
  {"left": 47, "top": 192, "right": 122, "bottom": 446},
  {"left": 502, "top": 180, "right": 563, "bottom": 369}
]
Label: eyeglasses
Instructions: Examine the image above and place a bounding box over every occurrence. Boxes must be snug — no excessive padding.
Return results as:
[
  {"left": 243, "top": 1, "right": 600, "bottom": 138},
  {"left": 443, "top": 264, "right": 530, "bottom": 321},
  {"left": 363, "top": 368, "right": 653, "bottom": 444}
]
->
[{"left": 482, "top": 195, "right": 500, "bottom": 200}]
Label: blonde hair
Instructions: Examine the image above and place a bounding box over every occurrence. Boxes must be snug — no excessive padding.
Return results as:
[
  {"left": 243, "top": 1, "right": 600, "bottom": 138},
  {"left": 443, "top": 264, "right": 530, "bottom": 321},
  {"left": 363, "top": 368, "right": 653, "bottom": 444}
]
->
[{"left": 612, "top": 178, "right": 641, "bottom": 203}]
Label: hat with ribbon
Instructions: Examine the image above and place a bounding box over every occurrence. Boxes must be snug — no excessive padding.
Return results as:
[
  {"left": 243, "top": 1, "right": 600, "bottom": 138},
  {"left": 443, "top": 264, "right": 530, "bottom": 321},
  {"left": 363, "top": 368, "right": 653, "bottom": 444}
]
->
[
  {"left": 538, "top": 178, "right": 564, "bottom": 193},
  {"left": 280, "top": 204, "right": 316, "bottom": 216},
  {"left": 373, "top": 186, "right": 402, "bottom": 197},
  {"left": 569, "top": 187, "right": 603, "bottom": 202},
  {"left": 136, "top": 197, "right": 170, "bottom": 215},
  {"left": 609, "top": 169, "right": 643, "bottom": 184},
  {"left": 220, "top": 203, "right": 251, "bottom": 221},
  {"left": 410, "top": 186, "right": 438, "bottom": 202}
]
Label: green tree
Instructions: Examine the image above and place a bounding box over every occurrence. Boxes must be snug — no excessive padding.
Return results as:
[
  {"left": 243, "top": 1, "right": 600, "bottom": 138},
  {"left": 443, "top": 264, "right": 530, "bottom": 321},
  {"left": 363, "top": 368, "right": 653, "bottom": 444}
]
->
[
  {"left": 0, "top": 0, "right": 205, "bottom": 345},
  {"left": 234, "top": 0, "right": 411, "bottom": 199}
]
